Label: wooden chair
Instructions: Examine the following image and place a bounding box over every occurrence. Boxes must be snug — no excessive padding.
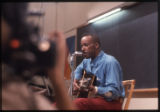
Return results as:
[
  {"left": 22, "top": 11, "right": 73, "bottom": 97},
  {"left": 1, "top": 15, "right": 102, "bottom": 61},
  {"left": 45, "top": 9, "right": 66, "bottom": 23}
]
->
[{"left": 122, "top": 79, "right": 136, "bottom": 110}]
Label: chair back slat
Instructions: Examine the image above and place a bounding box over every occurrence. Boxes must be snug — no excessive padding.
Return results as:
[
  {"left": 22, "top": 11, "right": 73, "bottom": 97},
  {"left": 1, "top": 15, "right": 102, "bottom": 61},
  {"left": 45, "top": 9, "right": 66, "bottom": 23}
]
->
[{"left": 122, "top": 79, "right": 136, "bottom": 110}]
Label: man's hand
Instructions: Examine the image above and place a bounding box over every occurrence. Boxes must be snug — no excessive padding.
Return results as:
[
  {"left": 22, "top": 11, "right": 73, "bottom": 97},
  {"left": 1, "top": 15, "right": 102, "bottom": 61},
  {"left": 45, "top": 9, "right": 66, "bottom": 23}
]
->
[
  {"left": 89, "top": 85, "right": 98, "bottom": 94},
  {"left": 73, "top": 79, "right": 81, "bottom": 95}
]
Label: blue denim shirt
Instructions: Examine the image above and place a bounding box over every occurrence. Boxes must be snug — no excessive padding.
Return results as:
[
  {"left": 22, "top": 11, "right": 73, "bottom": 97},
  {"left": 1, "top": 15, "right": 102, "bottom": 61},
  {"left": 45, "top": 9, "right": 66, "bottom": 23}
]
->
[{"left": 74, "top": 50, "right": 125, "bottom": 101}]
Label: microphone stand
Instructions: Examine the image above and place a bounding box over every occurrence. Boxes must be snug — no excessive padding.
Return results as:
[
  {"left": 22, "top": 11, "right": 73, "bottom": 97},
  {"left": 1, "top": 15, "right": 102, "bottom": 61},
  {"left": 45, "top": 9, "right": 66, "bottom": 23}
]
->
[
  {"left": 68, "top": 53, "right": 76, "bottom": 100},
  {"left": 68, "top": 51, "right": 82, "bottom": 99}
]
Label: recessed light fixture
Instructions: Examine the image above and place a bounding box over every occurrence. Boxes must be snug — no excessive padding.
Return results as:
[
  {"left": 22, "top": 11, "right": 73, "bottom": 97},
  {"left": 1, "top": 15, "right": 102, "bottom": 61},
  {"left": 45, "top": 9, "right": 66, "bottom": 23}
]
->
[{"left": 88, "top": 8, "right": 122, "bottom": 23}]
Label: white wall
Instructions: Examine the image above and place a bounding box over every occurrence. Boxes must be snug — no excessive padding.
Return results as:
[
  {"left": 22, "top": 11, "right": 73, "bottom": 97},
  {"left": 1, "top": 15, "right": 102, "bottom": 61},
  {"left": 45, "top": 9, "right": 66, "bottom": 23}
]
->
[
  {"left": 28, "top": 2, "right": 125, "bottom": 38},
  {"left": 28, "top": 2, "right": 158, "bottom": 110},
  {"left": 57, "top": 2, "right": 125, "bottom": 37},
  {"left": 28, "top": 2, "right": 56, "bottom": 35},
  {"left": 123, "top": 98, "right": 158, "bottom": 110}
]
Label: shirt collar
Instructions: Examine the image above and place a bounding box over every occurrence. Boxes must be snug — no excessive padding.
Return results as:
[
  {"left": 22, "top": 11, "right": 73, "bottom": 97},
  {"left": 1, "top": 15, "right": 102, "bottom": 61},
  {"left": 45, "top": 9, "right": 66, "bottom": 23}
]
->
[{"left": 90, "top": 50, "right": 104, "bottom": 64}]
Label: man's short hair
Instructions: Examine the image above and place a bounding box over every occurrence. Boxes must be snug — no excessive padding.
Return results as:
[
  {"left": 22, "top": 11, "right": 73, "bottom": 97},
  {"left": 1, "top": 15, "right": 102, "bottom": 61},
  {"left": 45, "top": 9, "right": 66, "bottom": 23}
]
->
[{"left": 81, "top": 33, "right": 101, "bottom": 47}]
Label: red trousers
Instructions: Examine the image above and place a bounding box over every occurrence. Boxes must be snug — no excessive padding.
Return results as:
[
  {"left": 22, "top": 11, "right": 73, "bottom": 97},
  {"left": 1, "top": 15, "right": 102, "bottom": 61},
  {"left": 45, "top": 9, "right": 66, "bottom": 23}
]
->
[{"left": 73, "top": 97, "right": 122, "bottom": 110}]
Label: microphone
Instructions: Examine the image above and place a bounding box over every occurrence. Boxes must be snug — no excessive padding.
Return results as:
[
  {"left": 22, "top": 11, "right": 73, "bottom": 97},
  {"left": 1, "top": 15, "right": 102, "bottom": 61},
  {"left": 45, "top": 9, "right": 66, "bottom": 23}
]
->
[
  {"left": 70, "top": 51, "right": 82, "bottom": 69},
  {"left": 72, "top": 51, "right": 83, "bottom": 56}
]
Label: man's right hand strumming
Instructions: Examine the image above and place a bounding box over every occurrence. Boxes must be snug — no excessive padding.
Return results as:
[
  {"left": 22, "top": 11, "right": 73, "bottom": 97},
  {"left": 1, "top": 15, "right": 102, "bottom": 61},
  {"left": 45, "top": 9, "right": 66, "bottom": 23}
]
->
[{"left": 73, "top": 79, "right": 80, "bottom": 95}]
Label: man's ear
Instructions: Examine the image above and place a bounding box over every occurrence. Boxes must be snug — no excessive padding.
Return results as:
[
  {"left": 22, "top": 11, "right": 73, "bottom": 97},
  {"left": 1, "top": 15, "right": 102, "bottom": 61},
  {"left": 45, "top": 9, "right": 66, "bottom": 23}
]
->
[{"left": 95, "top": 42, "right": 99, "bottom": 49}]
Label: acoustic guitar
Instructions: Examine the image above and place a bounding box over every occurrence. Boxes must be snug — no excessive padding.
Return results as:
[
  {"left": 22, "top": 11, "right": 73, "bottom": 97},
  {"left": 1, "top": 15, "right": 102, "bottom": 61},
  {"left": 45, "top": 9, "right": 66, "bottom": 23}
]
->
[{"left": 75, "top": 70, "right": 96, "bottom": 98}]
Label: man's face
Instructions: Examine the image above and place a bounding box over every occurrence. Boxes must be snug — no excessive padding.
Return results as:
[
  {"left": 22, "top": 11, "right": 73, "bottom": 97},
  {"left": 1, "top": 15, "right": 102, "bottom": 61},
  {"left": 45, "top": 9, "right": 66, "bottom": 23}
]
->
[{"left": 81, "top": 35, "right": 96, "bottom": 59}]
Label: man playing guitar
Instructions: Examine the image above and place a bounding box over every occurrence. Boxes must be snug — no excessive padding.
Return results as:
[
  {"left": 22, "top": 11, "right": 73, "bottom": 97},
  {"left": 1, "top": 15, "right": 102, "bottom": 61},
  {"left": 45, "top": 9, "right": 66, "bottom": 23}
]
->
[{"left": 73, "top": 33, "right": 125, "bottom": 110}]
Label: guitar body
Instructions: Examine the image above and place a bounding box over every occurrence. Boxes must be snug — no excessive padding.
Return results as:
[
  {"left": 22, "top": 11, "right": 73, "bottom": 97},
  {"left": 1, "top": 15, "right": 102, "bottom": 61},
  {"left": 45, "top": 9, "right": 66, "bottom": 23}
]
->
[{"left": 76, "top": 70, "right": 96, "bottom": 98}]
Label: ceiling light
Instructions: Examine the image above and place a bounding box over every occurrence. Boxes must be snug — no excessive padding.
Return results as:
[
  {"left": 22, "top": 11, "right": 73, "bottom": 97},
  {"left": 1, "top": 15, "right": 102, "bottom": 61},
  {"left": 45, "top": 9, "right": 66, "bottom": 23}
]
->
[{"left": 88, "top": 8, "right": 122, "bottom": 23}]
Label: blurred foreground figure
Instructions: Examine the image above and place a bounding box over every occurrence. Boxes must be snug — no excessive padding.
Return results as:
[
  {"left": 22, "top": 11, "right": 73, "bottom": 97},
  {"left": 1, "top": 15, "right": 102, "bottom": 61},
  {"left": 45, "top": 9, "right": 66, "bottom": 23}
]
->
[{"left": 1, "top": 3, "right": 75, "bottom": 110}]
